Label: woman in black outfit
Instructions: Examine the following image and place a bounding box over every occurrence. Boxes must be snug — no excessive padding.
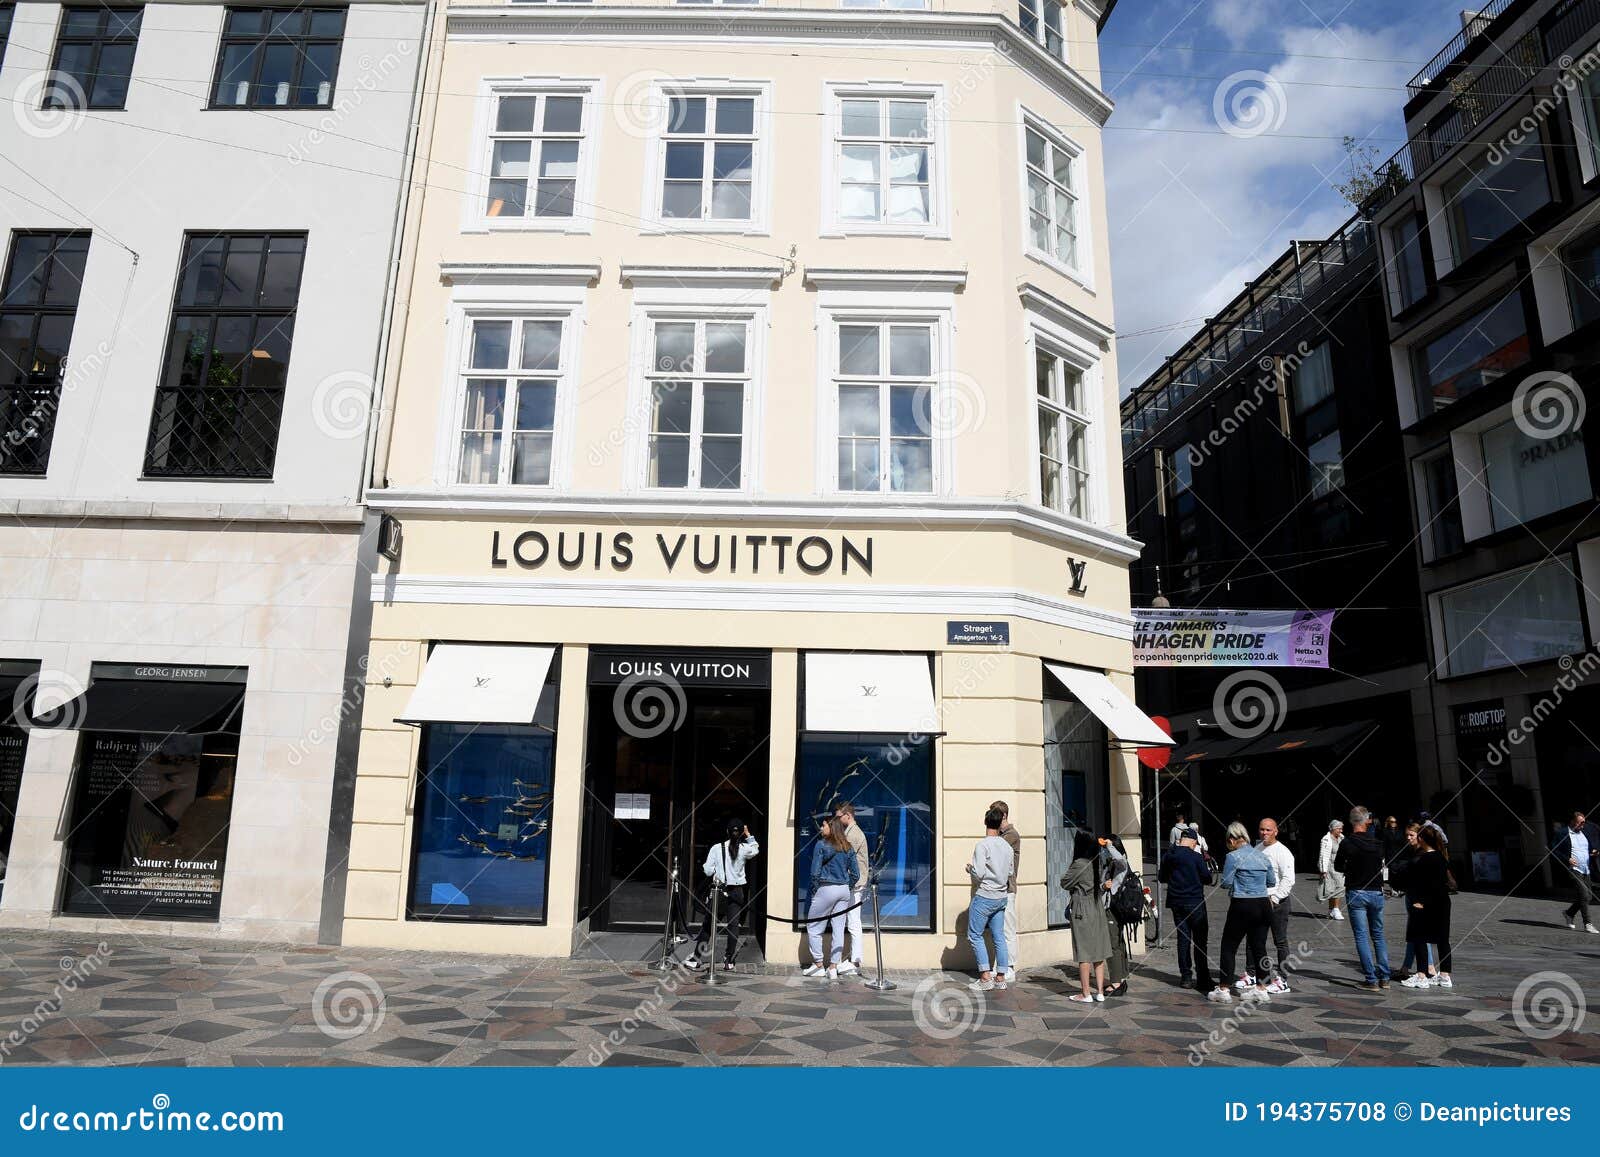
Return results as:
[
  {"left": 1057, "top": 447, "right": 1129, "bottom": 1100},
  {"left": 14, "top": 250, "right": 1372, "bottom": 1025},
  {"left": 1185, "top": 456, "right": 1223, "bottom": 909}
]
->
[{"left": 1397, "top": 825, "right": 1452, "bottom": 990}]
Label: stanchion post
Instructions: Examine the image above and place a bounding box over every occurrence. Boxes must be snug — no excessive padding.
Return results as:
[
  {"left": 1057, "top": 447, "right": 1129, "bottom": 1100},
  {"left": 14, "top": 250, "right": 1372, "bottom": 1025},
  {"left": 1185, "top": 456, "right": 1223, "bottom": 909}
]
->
[
  {"left": 863, "top": 877, "right": 896, "bottom": 991},
  {"left": 702, "top": 883, "right": 722, "bottom": 986},
  {"left": 652, "top": 863, "right": 679, "bottom": 972}
]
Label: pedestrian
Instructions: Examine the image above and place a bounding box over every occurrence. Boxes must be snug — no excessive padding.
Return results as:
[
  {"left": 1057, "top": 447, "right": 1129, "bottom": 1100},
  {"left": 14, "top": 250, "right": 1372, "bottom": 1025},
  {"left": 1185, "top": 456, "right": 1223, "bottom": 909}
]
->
[
  {"left": 965, "top": 806, "right": 1015, "bottom": 992},
  {"left": 1318, "top": 819, "right": 1346, "bottom": 920},
  {"left": 1552, "top": 809, "right": 1600, "bottom": 934},
  {"left": 990, "top": 799, "right": 1021, "bottom": 984},
  {"left": 1159, "top": 825, "right": 1213, "bottom": 991},
  {"left": 831, "top": 801, "right": 871, "bottom": 975},
  {"left": 1061, "top": 830, "right": 1111, "bottom": 1003},
  {"left": 1208, "top": 821, "right": 1277, "bottom": 1004},
  {"left": 1399, "top": 825, "right": 1454, "bottom": 989},
  {"left": 1419, "top": 810, "right": 1449, "bottom": 848},
  {"left": 1255, "top": 817, "right": 1295, "bottom": 993},
  {"left": 1391, "top": 822, "right": 1432, "bottom": 981},
  {"left": 801, "top": 815, "right": 859, "bottom": 979},
  {"left": 1169, "top": 812, "right": 1190, "bottom": 847},
  {"left": 1101, "top": 834, "right": 1132, "bottom": 997},
  {"left": 685, "top": 819, "right": 759, "bottom": 972},
  {"left": 1380, "top": 815, "right": 1405, "bottom": 895},
  {"left": 1334, "top": 806, "right": 1391, "bottom": 990}
]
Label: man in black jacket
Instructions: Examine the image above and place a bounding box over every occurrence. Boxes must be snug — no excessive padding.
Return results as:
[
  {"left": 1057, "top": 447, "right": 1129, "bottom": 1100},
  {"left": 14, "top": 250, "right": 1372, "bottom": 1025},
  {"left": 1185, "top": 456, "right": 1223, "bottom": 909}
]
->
[
  {"left": 1552, "top": 810, "right": 1600, "bottom": 934},
  {"left": 1159, "top": 827, "right": 1213, "bottom": 991},
  {"left": 1334, "top": 806, "right": 1391, "bottom": 990}
]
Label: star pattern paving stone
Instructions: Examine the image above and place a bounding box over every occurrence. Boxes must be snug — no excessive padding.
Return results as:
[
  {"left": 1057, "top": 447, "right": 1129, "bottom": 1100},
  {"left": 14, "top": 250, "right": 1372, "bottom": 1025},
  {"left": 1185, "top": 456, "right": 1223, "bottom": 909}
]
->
[{"left": 0, "top": 887, "right": 1598, "bottom": 1067}]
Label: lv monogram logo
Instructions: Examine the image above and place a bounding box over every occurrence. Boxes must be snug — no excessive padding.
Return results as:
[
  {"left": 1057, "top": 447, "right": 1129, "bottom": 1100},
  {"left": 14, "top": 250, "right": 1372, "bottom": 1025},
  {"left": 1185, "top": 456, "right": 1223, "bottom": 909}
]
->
[
  {"left": 474, "top": 676, "right": 491, "bottom": 687},
  {"left": 1067, "top": 558, "right": 1088, "bottom": 595},
  {"left": 861, "top": 685, "right": 878, "bottom": 698}
]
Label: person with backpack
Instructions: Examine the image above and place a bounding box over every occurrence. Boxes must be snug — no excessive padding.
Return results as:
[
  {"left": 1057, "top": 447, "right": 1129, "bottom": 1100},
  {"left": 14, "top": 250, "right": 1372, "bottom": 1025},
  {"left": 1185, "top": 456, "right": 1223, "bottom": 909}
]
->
[
  {"left": 1208, "top": 821, "right": 1277, "bottom": 1004},
  {"left": 684, "top": 819, "right": 759, "bottom": 973},
  {"left": 1062, "top": 830, "right": 1112, "bottom": 1003},
  {"left": 964, "top": 806, "right": 1015, "bottom": 992},
  {"left": 1101, "top": 834, "right": 1134, "bottom": 997},
  {"left": 802, "top": 815, "right": 860, "bottom": 979}
]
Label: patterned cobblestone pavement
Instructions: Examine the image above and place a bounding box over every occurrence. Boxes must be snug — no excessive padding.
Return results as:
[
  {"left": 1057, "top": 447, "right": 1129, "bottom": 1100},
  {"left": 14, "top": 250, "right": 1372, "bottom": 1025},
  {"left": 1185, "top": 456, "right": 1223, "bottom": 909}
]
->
[{"left": 1, "top": 881, "right": 1597, "bottom": 1067}]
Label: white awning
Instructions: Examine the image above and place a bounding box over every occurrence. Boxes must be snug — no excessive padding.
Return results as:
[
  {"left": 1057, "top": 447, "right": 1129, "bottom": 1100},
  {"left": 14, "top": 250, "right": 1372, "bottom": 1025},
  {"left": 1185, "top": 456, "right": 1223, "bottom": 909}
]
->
[
  {"left": 399, "top": 644, "right": 556, "bottom": 726},
  {"left": 1043, "top": 662, "right": 1173, "bottom": 746},
  {"left": 804, "top": 652, "right": 938, "bottom": 734}
]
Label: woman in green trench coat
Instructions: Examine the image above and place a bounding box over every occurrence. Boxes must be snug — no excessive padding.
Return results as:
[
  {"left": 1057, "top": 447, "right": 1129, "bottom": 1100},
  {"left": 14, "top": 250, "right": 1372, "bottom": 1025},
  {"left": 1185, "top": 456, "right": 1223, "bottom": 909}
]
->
[{"left": 1062, "top": 830, "right": 1112, "bottom": 1002}]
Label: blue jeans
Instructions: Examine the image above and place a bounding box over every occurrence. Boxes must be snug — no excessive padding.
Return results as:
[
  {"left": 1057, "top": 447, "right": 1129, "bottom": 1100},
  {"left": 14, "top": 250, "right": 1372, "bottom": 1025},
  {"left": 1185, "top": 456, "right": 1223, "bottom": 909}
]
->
[
  {"left": 968, "top": 894, "right": 1009, "bottom": 973},
  {"left": 1346, "top": 889, "right": 1390, "bottom": 983}
]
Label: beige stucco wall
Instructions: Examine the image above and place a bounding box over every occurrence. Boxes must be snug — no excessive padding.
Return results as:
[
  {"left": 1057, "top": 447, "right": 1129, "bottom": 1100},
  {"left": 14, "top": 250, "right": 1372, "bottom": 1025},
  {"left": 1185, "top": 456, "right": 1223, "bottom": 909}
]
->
[{"left": 0, "top": 518, "right": 360, "bottom": 943}]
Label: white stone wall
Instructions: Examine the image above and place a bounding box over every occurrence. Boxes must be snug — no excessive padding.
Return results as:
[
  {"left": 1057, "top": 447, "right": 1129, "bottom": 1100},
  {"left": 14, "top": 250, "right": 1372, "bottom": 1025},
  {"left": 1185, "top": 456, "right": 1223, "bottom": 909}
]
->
[{"left": 0, "top": 518, "right": 360, "bottom": 942}]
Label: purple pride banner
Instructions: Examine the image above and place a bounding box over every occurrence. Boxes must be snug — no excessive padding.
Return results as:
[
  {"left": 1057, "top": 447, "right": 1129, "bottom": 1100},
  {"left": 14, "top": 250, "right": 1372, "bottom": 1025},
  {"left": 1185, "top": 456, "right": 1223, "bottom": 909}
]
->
[{"left": 1132, "top": 609, "right": 1335, "bottom": 668}]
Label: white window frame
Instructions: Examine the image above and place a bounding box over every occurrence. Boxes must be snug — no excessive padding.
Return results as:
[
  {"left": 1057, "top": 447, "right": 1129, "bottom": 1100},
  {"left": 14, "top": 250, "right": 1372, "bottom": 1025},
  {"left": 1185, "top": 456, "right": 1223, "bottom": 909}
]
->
[
  {"left": 624, "top": 287, "right": 769, "bottom": 494},
  {"left": 639, "top": 316, "right": 756, "bottom": 492},
  {"left": 1018, "top": 109, "right": 1091, "bottom": 287},
  {"left": 464, "top": 77, "right": 601, "bottom": 235},
  {"left": 1448, "top": 396, "right": 1594, "bottom": 541},
  {"left": 1431, "top": 557, "right": 1587, "bottom": 678},
  {"left": 814, "top": 301, "right": 956, "bottom": 498},
  {"left": 433, "top": 283, "right": 586, "bottom": 490},
  {"left": 641, "top": 80, "right": 772, "bottom": 234},
  {"left": 1020, "top": 293, "right": 1105, "bottom": 524},
  {"left": 1033, "top": 341, "right": 1091, "bottom": 519},
  {"left": 819, "top": 81, "right": 948, "bottom": 238},
  {"left": 1017, "top": 0, "right": 1066, "bottom": 62}
]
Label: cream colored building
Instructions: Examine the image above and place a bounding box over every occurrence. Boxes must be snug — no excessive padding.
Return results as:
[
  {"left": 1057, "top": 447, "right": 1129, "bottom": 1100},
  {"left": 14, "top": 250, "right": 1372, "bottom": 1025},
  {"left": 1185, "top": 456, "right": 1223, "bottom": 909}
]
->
[{"left": 344, "top": 0, "right": 1163, "bottom": 967}]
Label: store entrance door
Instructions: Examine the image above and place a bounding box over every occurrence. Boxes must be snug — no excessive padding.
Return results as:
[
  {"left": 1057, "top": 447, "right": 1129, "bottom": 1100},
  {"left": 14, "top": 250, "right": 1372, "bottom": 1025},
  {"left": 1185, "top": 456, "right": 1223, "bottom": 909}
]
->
[{"left": 581, "top": 649, "right": 771, "bottom": 940}]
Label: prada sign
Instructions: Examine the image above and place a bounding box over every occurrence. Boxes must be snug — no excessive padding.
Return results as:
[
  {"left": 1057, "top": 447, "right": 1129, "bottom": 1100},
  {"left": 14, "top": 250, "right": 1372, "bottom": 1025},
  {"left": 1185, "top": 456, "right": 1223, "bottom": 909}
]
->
[{"left": 491, "top": 528, "right": 874, "bottom": 577}]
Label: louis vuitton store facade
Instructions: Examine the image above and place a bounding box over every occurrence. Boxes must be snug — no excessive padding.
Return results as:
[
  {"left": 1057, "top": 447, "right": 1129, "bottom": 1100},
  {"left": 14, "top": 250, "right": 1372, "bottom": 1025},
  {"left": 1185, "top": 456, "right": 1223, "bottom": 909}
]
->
[{"left": 340, "top": 506, "right": 1166, "bottom": 968}]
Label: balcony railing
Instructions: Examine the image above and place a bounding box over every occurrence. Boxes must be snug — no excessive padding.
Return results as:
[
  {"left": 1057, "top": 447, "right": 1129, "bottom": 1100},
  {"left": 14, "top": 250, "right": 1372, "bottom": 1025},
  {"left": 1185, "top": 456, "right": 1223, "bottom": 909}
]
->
[
  {"left": 1407, "top": 0, "right": 1517, "bottom": 97},
  {"left": 1544, "top": 0, "right": 1600, "bottom": 61},
  {"left": 1412, "top": 27, "right": 1543, "bottom": 169}
]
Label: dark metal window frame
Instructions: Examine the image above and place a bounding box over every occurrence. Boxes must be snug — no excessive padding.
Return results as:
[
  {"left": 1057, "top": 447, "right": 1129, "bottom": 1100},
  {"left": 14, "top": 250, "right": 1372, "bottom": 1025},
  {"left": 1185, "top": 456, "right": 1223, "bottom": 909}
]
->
[
  {"left": 44, "top": 5, "right": 143, "bottom": 111},
  {"left": 0, "top": 230, "right": 89, "bottom": 477},
  {"left": 143, "top": 231, "right": 306, "bottom": 480},
  {"left": 207, "top": 6, "right": 345, "bottom": 110},
  {"left": 0, "top": 5, "right": 14, "bottom": 70}
]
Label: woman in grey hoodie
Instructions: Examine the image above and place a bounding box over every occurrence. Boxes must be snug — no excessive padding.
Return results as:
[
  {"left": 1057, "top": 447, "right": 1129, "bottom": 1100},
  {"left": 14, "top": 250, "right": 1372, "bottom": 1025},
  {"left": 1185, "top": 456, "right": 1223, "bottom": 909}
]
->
[{"left": 965, "top": 806, "right": 1015, "bottom": 991}]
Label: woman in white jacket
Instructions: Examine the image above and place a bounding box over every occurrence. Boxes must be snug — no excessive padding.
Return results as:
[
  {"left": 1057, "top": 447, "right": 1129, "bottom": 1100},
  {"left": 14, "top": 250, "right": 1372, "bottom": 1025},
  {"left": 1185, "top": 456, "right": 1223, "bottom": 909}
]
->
[
  {"left": 1317, "top": 820, "right": 1346, "bottom": 921},
  {"left": 685, "top": 820, "right": 759, "bottom": 972}
]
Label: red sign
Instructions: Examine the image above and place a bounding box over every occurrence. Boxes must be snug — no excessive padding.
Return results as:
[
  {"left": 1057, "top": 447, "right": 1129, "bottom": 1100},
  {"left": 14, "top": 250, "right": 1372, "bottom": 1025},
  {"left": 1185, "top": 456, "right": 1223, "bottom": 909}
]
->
[{"left": 1138, "top": 715, "right": 1173, "bottom": 770}]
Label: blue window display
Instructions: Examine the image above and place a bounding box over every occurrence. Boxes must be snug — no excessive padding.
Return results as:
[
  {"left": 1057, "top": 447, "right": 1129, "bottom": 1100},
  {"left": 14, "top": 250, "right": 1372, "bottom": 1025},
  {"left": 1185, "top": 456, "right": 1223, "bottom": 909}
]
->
[
  {"left": 795, "top": 735, "right": 933, "bottom": 931},
  {"left": 408, "top": 724, "right": 554, "bottom": 922}
]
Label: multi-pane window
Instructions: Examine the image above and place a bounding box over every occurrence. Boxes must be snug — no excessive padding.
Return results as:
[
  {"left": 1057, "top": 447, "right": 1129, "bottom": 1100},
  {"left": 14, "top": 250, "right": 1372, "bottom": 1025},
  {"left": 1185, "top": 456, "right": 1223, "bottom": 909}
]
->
[
  {"left": 1025, "top": 124, "right": 1078, "bottom": 269},
  {"left": 835, "top": 321, "right": 934, "bottom": 493},
  {"left": 1420, "top": 450, "right": 1464, "bottom": 558},
  {"left": 145, "top": 233, "right": 305, "bottom": 479},
  {"left": 1388, "top": 213, "right": 1428, "bottom": 313},
  {"left": 1290, "top": 342, "right": 1333, "bottom": 414},
  {"left": 0, "top": 232, "right": 88, "bottom": 476},
  {"left": 485, "top": 92, "right": 583, "bottom": 220},
  {"left": 1562, "top": 228, "right": 1600, "bottom": 331},
  {"left": 1412, "top": 290, "right": 1531, "bottom": 414},
  {"left": 835, "top": 96, "right": 932, "bottom": 227},
  {"left": 1036, "top": 347, "right": 1089, "bottom": 517},
  {"left": 45, "top": 6, "right": 141, "bottom": 110},
  {"left": 455, "top": 317, "right": 563, "bottom": 486},
  {"left": 1442, "top": 134, "right": 1551, "bottom": 264},
  {"left": 645, "top": 319, "right": 748, "bottom": 489},
  {"left": 1306, "top": 430, "right": 1344, "bottom": 498},
  {"left": 1018, "top": 0, "right": 1064, "bottom": 60},
  {"left": 660, "top": 94, "right": 756, "bottom": 223},
  {"left": 210, "top": 7, "right": 344, "bottom": 109}
]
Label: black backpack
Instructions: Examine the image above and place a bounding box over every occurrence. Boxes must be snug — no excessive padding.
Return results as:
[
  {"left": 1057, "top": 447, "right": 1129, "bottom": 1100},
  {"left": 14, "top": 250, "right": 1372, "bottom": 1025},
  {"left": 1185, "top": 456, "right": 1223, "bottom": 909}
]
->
[{"left": 1108, "top": 872, "right": 1146, "bottom": 926}]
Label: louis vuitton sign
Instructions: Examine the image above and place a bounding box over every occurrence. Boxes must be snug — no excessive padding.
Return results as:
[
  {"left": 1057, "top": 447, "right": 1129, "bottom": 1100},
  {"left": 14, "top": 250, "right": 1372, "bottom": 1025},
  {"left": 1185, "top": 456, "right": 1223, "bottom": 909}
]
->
[{"left": 490, "top": 528, "right": 874, "bottom": 577}]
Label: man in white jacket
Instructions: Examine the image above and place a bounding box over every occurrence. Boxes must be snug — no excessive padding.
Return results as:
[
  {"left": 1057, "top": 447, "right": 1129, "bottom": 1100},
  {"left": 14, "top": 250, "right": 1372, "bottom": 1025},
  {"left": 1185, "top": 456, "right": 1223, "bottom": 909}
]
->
[
  {"left": 833, "top": 802, "right": 871, "bottom": 976},
  {"left": 1255, "top": 817, "right": 1295, "bottom": 993}
]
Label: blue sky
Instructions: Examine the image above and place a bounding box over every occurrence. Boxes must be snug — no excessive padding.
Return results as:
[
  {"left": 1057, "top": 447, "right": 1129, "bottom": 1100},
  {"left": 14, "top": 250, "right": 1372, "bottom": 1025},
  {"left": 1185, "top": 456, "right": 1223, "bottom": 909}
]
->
[{"left": 1101, "top": 0, "right": 1475, "bottom": 391}]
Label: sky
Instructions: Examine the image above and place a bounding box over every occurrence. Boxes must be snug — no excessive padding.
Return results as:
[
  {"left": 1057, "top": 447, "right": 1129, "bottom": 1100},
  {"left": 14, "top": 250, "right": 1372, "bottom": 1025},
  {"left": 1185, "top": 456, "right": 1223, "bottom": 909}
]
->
[{"left": 1100, "top": 0, "right": 1476, "bottom": 394}]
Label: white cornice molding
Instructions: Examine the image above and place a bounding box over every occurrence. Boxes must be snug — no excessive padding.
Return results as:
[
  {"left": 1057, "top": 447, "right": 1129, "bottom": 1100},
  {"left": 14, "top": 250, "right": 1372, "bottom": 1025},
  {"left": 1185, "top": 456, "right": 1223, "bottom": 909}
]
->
[
  {"left": 440, "top": 262, "right": 602, "bottom": 287},
  {"left": 0, "top": 497, "right": 363, "bottom": 525},
  {"left": 444, "top": 7, "right": 1116, "bottom": 126},
  {"left": 371, "top": 574, "right": 1137, "bottom": 640},
  {"left": 362, "top": 490, "right": 1142, "bottom": 561},
  {"left": 803, "top": 267, "right": 968, "bottom": 292},
  {"left": 619, "top": 264, "right": 787, "bottom": 288},
  {"left": 1017, "top": 281, "right": 1114, "bottom": 348}
]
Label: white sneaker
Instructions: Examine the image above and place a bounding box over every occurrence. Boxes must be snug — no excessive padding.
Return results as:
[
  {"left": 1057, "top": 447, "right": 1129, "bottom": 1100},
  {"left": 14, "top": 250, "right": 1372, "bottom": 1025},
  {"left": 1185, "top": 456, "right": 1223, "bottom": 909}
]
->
[
  {"left": 1586, "top": 924, "right": 1599, "bottom": 934},
  {"left": 969, "top": 977, "right": 994, "bottom": 992},
  {"left": 836, "top": 960, "right": 859, "bottom": 976},
  {"left": 826, "top": 965, "right": 839, "bottom": 980},
  {"left": 1206, "top": 987, "right": 1234, "bottom": 1003},
  {"left": 1436, "top": 974, "right": 1454, "bottom": 989},
  {"left": 1331, "top": 909, "right": 1345, "bottom": 921},
  {"left": 1264, "top": 977, "right": 1290, "bottom": 994},
  {"left": 1567, "top": 920, "right": 1577, "bottom": 930},
  {"left": 1401, "top": 973, "right": 1432, "bottom": 989},
  {"left": 1233, "top": 974, "right": 1256, "bottom": 990},
  {"left": 802, "top": 964, "right": 827, "bottom": 977},
  {"left": 1004, "top": 968, "right": 1017, "bottom": 984}
]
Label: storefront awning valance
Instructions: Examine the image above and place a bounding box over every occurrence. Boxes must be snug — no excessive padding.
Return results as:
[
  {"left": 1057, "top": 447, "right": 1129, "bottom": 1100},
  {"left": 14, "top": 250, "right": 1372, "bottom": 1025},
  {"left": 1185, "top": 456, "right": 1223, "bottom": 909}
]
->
[
  {"left": 1043, "top": 662, "right": 1173, "bottom": 746},
  {"left": 62, "top": 678, "right": 246, "bottom": 735},
  {"left": 0, "top": 660, "right": 40, "bottom": 729},
  {"left": 400, "top": 644, "right": 556, "bottom": 726},
  {"left": 803, "top": 652, "right": 937, "bottom": 734},
  {"left": 1167, "top": 720, "right": 1376, "bottom": 765}
]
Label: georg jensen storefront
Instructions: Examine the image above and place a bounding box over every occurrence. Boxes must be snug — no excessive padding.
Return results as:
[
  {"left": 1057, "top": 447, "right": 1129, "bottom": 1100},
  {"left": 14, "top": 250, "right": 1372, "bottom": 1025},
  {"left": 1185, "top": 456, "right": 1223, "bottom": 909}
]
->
[{"left": 341, "top": 508, "right": 1161, "bottom": 968}]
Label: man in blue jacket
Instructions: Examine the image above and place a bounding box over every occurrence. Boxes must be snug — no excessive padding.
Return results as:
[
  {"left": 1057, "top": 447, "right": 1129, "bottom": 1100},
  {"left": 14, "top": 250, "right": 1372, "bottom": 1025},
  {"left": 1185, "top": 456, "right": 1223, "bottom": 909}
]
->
[
  {"left": 1159, "top": 827, "right": 1213, "bottom": 991},
  {"left": 1552, "top": 810, "right": 1600, "bottom": 934}
]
